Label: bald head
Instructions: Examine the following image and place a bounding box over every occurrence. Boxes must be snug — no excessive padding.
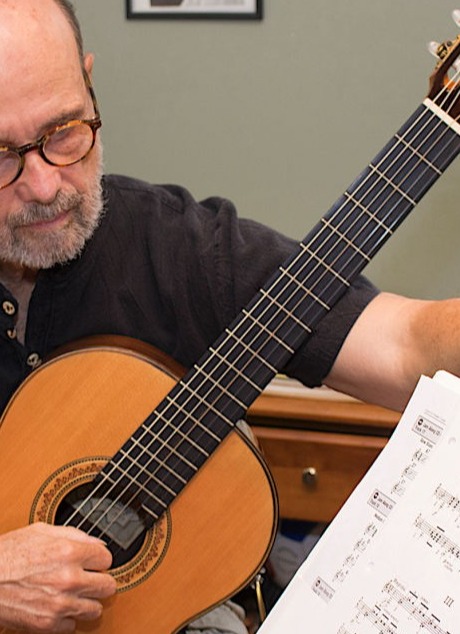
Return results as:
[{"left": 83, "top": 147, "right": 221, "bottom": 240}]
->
[
  {"left": 0, "top": 0, "right": 83, "bottom": 55},
  {"left": 52, "top": 0, "right": 84, "bottom": 64},
  {"left": 0, "top": 0, "right": 91, "bottom": 108},
  {"left": 0, "top": 0, "right": 84, "bottom": 82}
]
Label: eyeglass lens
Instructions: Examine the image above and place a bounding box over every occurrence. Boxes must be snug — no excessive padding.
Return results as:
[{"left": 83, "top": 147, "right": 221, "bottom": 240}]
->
[{"left": 0, "top": 121, "right": 97, "bottom": 190}]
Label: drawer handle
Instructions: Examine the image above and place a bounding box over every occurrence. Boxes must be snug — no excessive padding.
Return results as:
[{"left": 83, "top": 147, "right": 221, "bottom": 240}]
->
[{"left": 302, "top": 467, "right": 318, "bottom": 487}]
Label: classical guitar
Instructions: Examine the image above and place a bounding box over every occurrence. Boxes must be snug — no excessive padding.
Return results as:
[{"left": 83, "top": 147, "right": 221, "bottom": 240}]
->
[{"left": 2, "top": 29, "right": 460, "bottom": 634}]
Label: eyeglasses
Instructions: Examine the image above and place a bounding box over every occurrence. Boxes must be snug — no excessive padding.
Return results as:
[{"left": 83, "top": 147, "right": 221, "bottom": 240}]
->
[{"left": 0, "top": 72, "right": 102, "bottom": 191}]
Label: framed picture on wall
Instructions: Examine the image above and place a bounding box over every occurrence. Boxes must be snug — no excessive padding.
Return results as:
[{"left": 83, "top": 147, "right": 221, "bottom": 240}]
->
[{"left": 126, "top": 0, "right": 263, "bottom": 20}]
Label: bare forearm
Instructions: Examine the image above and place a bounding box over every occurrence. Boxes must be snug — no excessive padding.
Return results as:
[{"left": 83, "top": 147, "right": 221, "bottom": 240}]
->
[
  {"left": 325, "top": 293, "right": 460, "bottom": 412},
  {"left": 406, "top": 297, "right": 460, "bottom": 381}
]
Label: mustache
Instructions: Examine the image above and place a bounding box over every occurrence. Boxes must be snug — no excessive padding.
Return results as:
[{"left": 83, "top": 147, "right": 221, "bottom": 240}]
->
[{"left": 9, "top": 192, "right": 82, "bottom": 228}]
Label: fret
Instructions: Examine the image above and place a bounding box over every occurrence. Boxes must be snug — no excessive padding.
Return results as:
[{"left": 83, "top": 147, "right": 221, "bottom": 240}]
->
[
  {"left": 368, "top": 164, "right": 417, "bottom": 205},
  {"left": 417, "top": 119, "right": 460, "bottom": 171},
  {"left": 320, "top": 217, "right": 372, "bottom": 263},
  {"left": 240, "top": 290, "right": 302, "bottom": 343},
  {"left": 371, "top": 107, "right": 460, "bottom": 194},
  {"left": 215, "top": 328, "right": 274, "bottom": 374},
  {"left": 118, "top": 448, "right": 178, "bottom": 497},
  {"left": 171, "top": 369, "right": 247, "bottom": 424},
  {"left": 96, "top": 89, "right": 460, "bottom": 530},
  {"left": 132, "top": 417, "right": 205, "bottom": 468},
  {"left": 371, "top": 139, "right": 431, "bottom": 189},
  {"left": 189, "top": 345, "right": 263, "bottom": 399},
  {"left": 394, "top": 133, "right": 442, "bottom": 175},
  {"left": 160, "top": 354, "right": 250, "bottom": 430},
  {"left": 342, "top": 192, "right": 394, "bottom": 237},
  {"left": 268, "top": 274, "right": 314, "bottom": 313},
  {"left": 329, "top": 186, "right": 409, "bottom": 259},
  {"left": 168, "top": 385, "right": 234, "bottom": 439},
  {"left": 279, "top": 265, "right": 331, "bottom": 310},
  {"left": 351, "top": 174, "right": 411, "bottom": 227},
  {"left": 167, "top": 383, "right": 226, "bottom": 437},
  {"left": 191, "top": 342, "right": 273, "bottom": 413},
  {"left": 233, "top": 308, "right": 282, "bottom": 350},
  {"left": 221, "top": 331, "right": 278, "bottom": 374},
  {"left": 140, "top": 504, "right": 159, "bottom": 520},
  {"left": 112, "top": 447, "right": 168, "bottom": 490},
  {"left": 387, "top": 105, "right": 457, "bottom": 171},
  {"left": 299, "top": 242, "right": 351, "bottom": 287},
  {"left": 242, "top": 309, "right": 295, "bottom": 354},
  {"left": 120, "top": 443, "right": 187, "bottom": 486},
  {"left": 259, "top": 289, "right": 312, "bottom": 334},
  {"left": 103, "top": 469, "right": 169, "bottom": 510},
  {"left": 200, "top": 347, "right": 266, "bottom": 409},
  {"left": 423, "top": 97, "right": 460, "bottom": 138},
  {"left": 207, "top": 345, "right": 271, "bottom": 405},
  {"left": 108, "top": 448, "right": 187, "bottom": 503},
  {"left": 190, "top": 364, "right": 249, "bottom": 412},
  {"left": 203, "top": 352, "right": 264, "bottom": 408},
  {"left": 320, "top": 193, "right": 393, "bottom": 251},
  {"left": 123, "top": 419, "right": 202, "bottom": 487},
  {"left": 128, "top": 432, "right": 192, "bottom": 478},
  {"left": 269, "top": 253, "right": 336, "bottom": 326}
]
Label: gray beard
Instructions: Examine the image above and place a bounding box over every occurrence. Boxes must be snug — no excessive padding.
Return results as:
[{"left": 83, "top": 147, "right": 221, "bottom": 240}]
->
[{"left": 0, "top": 169, "right": 104, "bottom": 270}]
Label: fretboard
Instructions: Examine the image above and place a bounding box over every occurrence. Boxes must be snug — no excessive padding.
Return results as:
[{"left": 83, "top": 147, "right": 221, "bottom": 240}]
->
[{"left": 97, "top": 99, "right": 460, "bottom": 523}]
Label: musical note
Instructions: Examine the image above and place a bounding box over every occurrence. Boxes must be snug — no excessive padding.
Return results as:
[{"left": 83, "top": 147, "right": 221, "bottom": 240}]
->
[{"left": 339, "top": 578, "right": 452, "bottom": 634}]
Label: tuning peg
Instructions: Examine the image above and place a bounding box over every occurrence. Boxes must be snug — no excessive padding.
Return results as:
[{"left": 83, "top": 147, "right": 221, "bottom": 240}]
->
[
  {"left": 453, "top": 9, "right": 460, "bottom": 27},
  {"left": 428, "top": 40, "right": 442, "bottom": 58},
  {"left": 427, "top": 38, "right": 460, "bottom": 74}
]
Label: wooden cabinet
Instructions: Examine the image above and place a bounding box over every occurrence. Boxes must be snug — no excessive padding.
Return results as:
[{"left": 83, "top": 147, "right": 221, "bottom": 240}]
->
[{"left": 247, "top": 387, "right": 400, "bottom": 522}]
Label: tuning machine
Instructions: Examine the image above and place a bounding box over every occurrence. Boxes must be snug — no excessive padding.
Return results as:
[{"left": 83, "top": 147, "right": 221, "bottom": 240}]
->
[{"left": 427, "top": 10, "right": 460, "bottom": 66}]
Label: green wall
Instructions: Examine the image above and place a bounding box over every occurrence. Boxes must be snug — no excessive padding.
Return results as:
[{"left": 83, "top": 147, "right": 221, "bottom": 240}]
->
[{"left": 75, "top": 0, "right": 460, "bottom": 299}]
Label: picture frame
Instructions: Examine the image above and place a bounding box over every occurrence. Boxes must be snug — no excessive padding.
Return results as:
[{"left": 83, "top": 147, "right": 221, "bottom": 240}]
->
[{"left": 126, "top": 0, "right": 263, "bottom": 20}]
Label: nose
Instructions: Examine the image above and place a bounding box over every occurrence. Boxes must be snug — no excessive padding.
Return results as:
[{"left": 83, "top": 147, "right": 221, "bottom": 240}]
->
[{"left": 14, "top": 150, "right": 62, "bottom": 204}]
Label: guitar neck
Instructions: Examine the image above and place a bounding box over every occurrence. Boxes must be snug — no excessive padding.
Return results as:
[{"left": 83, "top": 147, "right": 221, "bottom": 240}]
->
[{"left": 100, "top": 98, "right": 460, "bottom": 523}]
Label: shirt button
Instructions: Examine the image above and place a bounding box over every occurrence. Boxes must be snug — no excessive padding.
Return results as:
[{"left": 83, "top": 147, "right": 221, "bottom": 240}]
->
[
  {"left": 2, "top": 300, "right": 16, "bottom": 316},
  {"left": 6, "top": 328, "right": 16, "bottom": 339},
  {"left": 26, "top": 353, "right": 42, "bottom": 369}
]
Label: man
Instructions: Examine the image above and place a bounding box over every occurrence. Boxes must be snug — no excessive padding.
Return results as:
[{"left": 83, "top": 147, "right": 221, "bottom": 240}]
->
[{"left": 1, "top": 1, "right": 460, "bottom": 633}]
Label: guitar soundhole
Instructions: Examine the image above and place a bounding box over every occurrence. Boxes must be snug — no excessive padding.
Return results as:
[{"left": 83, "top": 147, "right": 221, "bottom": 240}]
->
[{"left": 55, "top": 483, "right": 150, "bottom": 568}]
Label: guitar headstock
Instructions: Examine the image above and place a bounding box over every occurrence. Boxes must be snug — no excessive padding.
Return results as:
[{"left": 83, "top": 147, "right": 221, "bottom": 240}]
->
[{"left": 427, "top": 22, "right": 460, "bottom": 120}]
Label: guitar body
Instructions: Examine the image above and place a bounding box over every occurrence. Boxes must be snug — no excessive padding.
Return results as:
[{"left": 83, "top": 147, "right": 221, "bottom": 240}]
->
[
  {"left": 4, "top": 20, "right": 460, "bottom": 634},
  {"left": 0, "top": 340, "right": 278, "bottom": 633}
]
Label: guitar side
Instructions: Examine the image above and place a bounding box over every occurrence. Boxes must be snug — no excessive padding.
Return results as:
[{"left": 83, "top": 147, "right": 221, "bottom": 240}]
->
[{"left": 0, "top": 343, "right": 278, "bottom": 633}]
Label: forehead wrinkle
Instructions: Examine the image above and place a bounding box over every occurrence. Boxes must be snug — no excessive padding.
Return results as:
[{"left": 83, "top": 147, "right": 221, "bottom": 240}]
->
[
  {"left": 0, "top": 121, "right": 77, "bottom": 150},
  {"left": 0, "top": 93, "right": 88, "bottom": 148}
]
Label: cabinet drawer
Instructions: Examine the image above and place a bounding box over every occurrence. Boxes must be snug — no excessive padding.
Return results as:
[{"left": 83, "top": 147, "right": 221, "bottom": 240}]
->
[{"left": 252, "top": 426, "right": 387, "bottom": 522}]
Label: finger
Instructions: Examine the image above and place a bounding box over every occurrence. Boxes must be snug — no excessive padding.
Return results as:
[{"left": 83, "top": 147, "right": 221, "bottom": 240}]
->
[
  {"left": 54, "top": 618, "right": 77, "bottom": 633},
  {"left": 34, "top": 523, "right": 107, "bottom": 546},
  {"left": 49, "top": 535, "right": 113, "bottom": 571},
  {"left": 36, "top": 567, "right": 117, "bottom": 600},
  {"left": 82, "top": 545, "right": 113, "bottom": 573},
  {"left": 78, "top": 571, "right": 117, "bottom": 599},
  {"left": 66, "top": 597, "right": 104, "bottom": 621}
]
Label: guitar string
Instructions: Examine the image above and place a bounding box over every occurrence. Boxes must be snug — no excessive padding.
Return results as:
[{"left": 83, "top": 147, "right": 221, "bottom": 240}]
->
[
  {"left": 64, "top": 58, "right": 460, "bottom": 549},
  {"left": 66, "top": 118, "right": 458, "bottom": 552},
  {"left": 72, "top": 108, "right": 456, "bottom": 552},
  {"left": 66, "top": 68, "right": 460, "bottom": 548},
  {"left": 63, "top": 56, "right": 460, "bottom": 544},
  {"left": 108, "top": 74, "right": 460, "bottom": 511}
]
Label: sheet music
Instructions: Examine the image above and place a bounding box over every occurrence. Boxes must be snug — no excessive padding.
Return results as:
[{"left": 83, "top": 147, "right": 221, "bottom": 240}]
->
[{"left": 259, "top": 371, "right": 460, "bottom": 633}]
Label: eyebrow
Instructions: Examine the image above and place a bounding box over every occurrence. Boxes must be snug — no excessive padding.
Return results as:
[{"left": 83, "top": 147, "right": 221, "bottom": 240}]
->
[
  {"left": 39, "top": 105, "right": 88, "bottom": 134},
  {"left": 0, "top": 105, "right": 88, "bottom": 148}
]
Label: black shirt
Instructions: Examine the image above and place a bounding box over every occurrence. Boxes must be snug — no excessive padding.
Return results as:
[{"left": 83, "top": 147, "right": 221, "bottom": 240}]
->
[{"left": 0, "top": 174, "right": 378, "bottom": 413}]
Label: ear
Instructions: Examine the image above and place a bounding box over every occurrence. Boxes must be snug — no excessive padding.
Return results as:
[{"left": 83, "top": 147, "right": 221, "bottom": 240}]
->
[{"left": 84, "top": 53, "right": 95, "bottom": 78}]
